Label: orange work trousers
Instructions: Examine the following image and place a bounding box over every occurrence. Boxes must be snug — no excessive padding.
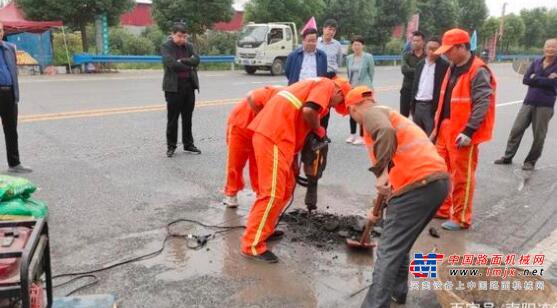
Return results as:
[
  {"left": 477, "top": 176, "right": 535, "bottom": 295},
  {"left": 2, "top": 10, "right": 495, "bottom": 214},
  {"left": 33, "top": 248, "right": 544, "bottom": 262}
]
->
[
  {"left": 224, "top": 125, "right": 258, "bottom": 197},
  {"left": 241, "top": 133, "right": 296, "bottom": 256},
  {"left": 435, "top": 120, "right": 479, "bottom": 228}
]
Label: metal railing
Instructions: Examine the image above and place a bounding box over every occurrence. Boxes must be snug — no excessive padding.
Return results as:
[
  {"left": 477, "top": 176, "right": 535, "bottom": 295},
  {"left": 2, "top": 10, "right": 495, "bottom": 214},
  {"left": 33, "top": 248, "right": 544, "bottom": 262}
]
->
[{"left": 72, "top": 54, "right": 235, "bottom": 65}]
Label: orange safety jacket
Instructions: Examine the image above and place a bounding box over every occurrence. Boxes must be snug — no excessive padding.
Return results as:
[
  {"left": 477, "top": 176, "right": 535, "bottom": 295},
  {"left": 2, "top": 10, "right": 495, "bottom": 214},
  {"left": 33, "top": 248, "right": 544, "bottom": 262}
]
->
[
  {"left": 227, "top": 86, "right": 283, "bottom": 129},
  {"left": 434, "top": 57, "right": 496, "bottom": 144},
  {"left": 364, "top": 107, "right": 447, "bottom": 195},
  {"left": 248, "top": 78, "right": 334, "bottom": 154}
]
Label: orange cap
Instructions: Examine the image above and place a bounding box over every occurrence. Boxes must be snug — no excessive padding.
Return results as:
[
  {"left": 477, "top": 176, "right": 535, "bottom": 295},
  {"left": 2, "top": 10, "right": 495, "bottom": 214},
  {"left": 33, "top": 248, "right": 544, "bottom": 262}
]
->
[
  {"left": 434, "top": 28, "right": 470, "bottom": 55},
  {"left": 345, "top": 86, "right": 374, "bottom": 108},
  {"left": 332, "top": 76, "right": 351, "bottom": 97}
]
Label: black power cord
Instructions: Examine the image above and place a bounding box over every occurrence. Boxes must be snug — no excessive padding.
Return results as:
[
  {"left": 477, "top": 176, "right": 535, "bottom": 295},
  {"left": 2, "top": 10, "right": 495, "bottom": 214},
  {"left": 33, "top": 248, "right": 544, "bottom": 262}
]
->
[{"left": 51, "top": 218, "right": 244, "bottom": 296}]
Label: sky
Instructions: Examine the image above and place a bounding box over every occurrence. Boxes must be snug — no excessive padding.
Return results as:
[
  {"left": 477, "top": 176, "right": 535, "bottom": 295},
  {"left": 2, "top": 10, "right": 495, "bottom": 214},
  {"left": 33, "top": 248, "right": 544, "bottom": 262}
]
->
[{"left": 486, "top": 0, "right": 557, "bottom": 16}]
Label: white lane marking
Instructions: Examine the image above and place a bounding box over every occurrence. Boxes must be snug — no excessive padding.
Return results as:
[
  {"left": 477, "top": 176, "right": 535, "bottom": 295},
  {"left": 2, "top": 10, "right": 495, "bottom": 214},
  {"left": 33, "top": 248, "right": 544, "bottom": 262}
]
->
[{"left": 497, "top": 100, "right": 522, "bottom": 107}]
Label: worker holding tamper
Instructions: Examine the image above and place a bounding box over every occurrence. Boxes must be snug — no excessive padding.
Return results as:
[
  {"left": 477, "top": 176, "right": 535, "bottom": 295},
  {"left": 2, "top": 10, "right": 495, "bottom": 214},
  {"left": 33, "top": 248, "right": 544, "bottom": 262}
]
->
[{"left": 345, "top": 86, "right": 449, "bottom": 307}]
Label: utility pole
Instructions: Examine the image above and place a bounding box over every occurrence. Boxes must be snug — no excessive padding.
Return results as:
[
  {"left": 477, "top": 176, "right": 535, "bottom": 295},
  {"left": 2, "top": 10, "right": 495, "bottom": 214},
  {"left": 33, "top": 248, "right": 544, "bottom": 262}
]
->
[{"left": 496, "top": 2, "right": 508, "bottom": 53}]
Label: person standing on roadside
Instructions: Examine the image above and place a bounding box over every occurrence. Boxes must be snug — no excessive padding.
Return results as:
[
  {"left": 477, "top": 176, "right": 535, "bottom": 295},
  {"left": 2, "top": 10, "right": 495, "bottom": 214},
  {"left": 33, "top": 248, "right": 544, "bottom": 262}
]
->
[
  {"left": 161, "top": 22, "right": 201, "bottom": 157},
  {"left": 0, "top": 22, "right": 32, "bottom": 173},
  {"left": 400, "top": 31, "right": 426, "bottom": 117}
]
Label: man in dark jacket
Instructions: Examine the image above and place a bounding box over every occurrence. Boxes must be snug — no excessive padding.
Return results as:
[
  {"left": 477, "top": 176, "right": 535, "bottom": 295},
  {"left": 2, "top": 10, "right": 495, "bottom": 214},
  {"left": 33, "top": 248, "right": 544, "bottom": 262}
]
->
[
  {"left": 0, "top": 23, "right": 31, "bottom": 173},
  {"left": 161, "top": 22, "right": 201, "bottom": 157},
  {"left": 411, "top": 37, "right": 450, "bottom": 135},
  {"left": 284, "top": 28, "right": 327, "bottom": 85},
  {"left": 494, "top": 38, "right": 557, "bottom": 171},
  {"left": 400, "top": 31, "right": 425, "bottom": 117}
]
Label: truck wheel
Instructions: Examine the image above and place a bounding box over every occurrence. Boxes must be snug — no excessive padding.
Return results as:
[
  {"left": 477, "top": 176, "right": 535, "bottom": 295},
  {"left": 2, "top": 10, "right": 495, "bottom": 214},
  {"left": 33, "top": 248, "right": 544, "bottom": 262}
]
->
[
  {"left": 244, "top": 66, "right": 257, "bottom": 75},
  {"left": 270, "top": 58, "right": 284, "bottom": 76}
]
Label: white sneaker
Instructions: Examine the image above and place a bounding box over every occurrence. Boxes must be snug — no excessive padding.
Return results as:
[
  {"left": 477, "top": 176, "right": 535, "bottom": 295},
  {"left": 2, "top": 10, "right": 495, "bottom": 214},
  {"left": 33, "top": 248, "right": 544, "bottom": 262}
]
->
[
  {"left": 352, "top": 136, "right": 364, "bottom": 145},
  {"left": 345, "top": 134, "right": 356, "bottom": 143},
  {"left": 223, "top": 195, "right": 239, "bottom": 208}
]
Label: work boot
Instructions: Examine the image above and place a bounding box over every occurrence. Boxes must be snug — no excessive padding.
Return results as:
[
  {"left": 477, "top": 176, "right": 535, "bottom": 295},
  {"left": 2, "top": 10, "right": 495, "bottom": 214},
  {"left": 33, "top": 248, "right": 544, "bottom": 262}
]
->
[
  {"left": 167, "top": 147, "right": 176, "bottom": 158},
  {"left": 522, "top": 162, "right": 535, "bottom": 171},
  {"left": 222, "top": 195, "right": 239, "bottom": 208},
  {"left": 494, "top": 157, "right": 512, "bottom": 165},
  {"left": 7, "top": 164, "right": 33, "bottom": 174},
  {"left": 241, "top": 250, "right": 279, "bottom": 264},
  {"left": 184, "top": 144, "right": 201, "bottom": 154},
  {"left": 268, "top": 230, "right": 284, "bottom": 241}
]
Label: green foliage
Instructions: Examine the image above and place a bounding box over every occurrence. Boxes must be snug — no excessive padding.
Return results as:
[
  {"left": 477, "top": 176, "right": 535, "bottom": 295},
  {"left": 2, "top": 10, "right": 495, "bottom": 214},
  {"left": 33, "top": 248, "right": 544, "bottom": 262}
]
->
[
  {"left": 369, "top": 0, "right": 411, "bottom": 53},
  {"left": 500, "top": 14, "right": 525, "bottom": 53},
  {"left": 520, "top": 8, "right": 548, "bottom": 49},
  {"left": 479, "top": 17, "right": 499, "bottom": 44},
  {"left": 319, "top": 0, "right": 375, "bottom": 40},
  {"left": 17, "top": 0, "right": 134, "bottom": 51},
  {"left": 142, "top": 26, "right": 167, "bottom": 51},
  {"left": 416, "top": 0, "right": 458, "bottom": 37},
  {"left": 152, "top": 0, "right": 234, "bottom": 35},
  {"left": 244, "top": 0, "right": 325, "bottom": 29},
  {"left": 109, "top": 27, "right": 155, "bottom": 55},
  {"left": 545, "top": 9, "right": 557, "bottom": 40},
  {"left": 456, "top": 0, "right": 487, "bottom": 32},
  {"left": 52, "top": 31, "right": 83, "bottom": 66},
  {"left": 384, "top": 37, "right": 405, "bottom": 54}
]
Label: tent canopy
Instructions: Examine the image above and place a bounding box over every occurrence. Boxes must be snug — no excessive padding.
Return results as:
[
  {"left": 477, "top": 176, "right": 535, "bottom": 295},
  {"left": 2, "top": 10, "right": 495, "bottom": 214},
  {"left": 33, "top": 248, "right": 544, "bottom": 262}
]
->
[{"left": 0, "top": 2, "right": 62, "bottom": 35}]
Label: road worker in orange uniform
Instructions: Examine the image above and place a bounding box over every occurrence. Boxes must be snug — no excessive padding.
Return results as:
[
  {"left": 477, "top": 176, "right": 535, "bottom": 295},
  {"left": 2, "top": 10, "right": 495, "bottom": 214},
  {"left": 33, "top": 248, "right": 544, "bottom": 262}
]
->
[
  {"left": 344, "top": 86, "right": 450, "bottom": 308},
  {"left": 430, "top": 28, "right": 496, "bottom": 231},
  {"left": 241, "top": 77, "right": 351, "bottom": 263},
  {"left": 223, "top": 86, "right": 283, "bottom": 208}
]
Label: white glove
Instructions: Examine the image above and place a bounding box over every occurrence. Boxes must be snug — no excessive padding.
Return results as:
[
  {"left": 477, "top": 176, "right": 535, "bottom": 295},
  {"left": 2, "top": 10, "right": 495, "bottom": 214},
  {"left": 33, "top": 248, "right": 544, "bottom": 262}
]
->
[{"left": 455, "top": 133, "right": 472, "bottom": 148}]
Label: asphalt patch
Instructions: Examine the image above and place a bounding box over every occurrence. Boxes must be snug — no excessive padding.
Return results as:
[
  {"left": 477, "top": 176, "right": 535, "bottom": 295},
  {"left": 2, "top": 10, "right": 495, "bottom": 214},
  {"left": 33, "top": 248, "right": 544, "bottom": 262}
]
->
[{"left": 280, "top": 209, "right": 372, "bottom": 250}]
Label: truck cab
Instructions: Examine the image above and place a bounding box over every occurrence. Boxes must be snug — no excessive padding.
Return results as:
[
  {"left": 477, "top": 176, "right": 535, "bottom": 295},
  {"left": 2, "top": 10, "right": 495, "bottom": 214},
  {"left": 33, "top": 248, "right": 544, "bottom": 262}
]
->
[{"left": 235, "top": 22, "right": 298, "bottom": 75}]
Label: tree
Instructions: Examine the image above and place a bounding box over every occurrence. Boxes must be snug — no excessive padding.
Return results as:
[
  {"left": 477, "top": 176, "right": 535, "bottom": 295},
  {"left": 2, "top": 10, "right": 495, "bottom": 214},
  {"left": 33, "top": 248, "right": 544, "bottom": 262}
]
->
[
  {"left": 369, "top": 0, "right": 411, "bottom": 53},
  {"left": 546, "top": 9, "right": 557, "bottom": 40},
  {"left": 457, "top": 0, "right": 487, "bottom": 32},
  {"left": 152, "top": 0, "right": 233, "bottom": 37},
  {"left": 244, "top": 0, "right": 325, "bottom": 29},
  {"left": 520, "top": 8, "right": 548, "bottom": 48},
  {"left": 500, "top": 14, "right": 525, "bottom": 52},
  {"left": 17, "top": 0, "right": 134, "bottom": 52},
  {"left": 319, "top": 0, "right": 375, "bottom": 40},
  {"left": 416, "top": 0, "right": 458, "bottom": 37},
  {"left": 479, "top": 17, "right": 499, "bottom": 45}
]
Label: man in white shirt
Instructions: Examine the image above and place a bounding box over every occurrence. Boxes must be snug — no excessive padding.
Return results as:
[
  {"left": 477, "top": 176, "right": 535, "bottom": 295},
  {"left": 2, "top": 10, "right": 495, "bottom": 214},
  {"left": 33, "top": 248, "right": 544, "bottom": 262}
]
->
[{"left": 411, "top": 37, "right": 450, "bottom": 134}]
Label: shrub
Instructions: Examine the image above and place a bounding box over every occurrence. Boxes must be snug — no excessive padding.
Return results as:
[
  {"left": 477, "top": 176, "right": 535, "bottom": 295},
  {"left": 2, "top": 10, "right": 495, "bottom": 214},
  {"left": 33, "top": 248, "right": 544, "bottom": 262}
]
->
[{"left": 52, "top": 31, "right": 83, "bottom": 66}]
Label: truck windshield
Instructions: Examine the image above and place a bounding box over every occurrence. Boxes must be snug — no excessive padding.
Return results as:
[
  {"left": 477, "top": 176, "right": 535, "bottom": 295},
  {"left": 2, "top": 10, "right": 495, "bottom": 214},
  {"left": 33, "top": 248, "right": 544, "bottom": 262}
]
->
[{"left": 237, "top": 25, "right": 268, "bottom": 48}]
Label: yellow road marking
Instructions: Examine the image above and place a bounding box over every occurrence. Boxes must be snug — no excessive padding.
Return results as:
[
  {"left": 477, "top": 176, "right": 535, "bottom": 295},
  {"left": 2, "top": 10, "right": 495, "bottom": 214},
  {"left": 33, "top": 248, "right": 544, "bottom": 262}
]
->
[{"left": 19, "top": 85, "right": 402, "bottom": 124}]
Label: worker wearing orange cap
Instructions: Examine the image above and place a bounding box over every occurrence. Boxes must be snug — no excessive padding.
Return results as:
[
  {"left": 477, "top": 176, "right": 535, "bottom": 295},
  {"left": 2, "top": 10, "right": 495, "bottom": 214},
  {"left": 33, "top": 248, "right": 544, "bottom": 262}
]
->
[
  {"left": 223, "top": 85, "right": 283, "bottom": 208},
  {"left": 241, "top": 77, "right": 351, "bottom": 263},
  {"left": 430, "top": 28, "right": 496, "bottom": 231},
  {"left": 345, "top": 86, "right": 449, "bottom": 308}
]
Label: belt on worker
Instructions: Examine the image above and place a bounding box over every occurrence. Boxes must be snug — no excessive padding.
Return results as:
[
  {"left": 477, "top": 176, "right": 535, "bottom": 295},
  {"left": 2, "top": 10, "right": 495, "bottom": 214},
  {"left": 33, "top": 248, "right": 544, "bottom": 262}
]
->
[
  {"left": 0, "top": 85, "right": 12, "bottom": 91},
  {"left": 415, "top": 99, "right": 433, "bottom": 104}
]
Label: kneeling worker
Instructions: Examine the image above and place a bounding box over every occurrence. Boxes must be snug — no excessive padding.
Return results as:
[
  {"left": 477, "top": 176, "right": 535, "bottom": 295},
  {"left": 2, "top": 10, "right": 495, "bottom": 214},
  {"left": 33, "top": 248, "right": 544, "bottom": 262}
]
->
[
  {"left": 241, "top": 77, "right": 351, "bottom": 263},
  {"left": 223, "top": 85, "right": 283, "bottom": 208},
  {"left": 345, "top": 86, "right": 450, "bottom": 307}
]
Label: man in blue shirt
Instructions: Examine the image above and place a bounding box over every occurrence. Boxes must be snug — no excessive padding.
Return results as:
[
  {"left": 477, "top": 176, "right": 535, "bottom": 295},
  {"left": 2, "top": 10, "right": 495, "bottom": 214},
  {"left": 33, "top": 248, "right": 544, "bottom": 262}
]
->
[
  {"left": 494, "top": 38, "right": 557, "bottom": 171},
  {"left": 284, "top": 28, "right": 327, "bottom": 85},
  {"left": 0, "top": 23, "right": 32, "bottom": 173}
]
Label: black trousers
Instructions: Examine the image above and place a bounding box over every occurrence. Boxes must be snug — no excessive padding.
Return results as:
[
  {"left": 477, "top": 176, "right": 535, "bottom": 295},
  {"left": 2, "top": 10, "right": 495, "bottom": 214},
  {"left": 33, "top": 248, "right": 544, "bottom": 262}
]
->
[
  {"left": 412, "top": 101, "right": 434, "bottom": 135},
  {"left": 349, "top": 117, "right": 363, "bottom": 136},
  {"left": 399, "top": 88, "right": 413, "bottom": 117},
  {"left": 165, "top": 80, "right": 196, "bottom": 149},
  {"left": 361, "top": 179, "right": 450, "bottom": 308},
  {"left": 0, "top": 87, "right": 20, "bottom": 167}
]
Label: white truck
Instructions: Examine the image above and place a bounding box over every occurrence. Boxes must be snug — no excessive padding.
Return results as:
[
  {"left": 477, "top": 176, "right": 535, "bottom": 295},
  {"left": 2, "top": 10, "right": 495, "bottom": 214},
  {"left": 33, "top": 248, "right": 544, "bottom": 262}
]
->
[{"left": 235, "top": 22, "right": 298, "bottom": 75}]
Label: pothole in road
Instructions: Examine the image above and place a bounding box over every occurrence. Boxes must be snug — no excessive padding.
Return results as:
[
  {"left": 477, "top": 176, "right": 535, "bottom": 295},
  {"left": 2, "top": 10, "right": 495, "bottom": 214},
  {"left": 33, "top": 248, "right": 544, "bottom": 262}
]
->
[{"left": 280, "top": 209, "right": 373, "bottom": 250}]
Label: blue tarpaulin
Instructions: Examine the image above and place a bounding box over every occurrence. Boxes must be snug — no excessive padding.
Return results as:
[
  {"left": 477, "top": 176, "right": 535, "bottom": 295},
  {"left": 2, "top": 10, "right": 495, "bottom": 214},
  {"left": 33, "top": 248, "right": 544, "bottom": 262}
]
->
[{"left": 6, "top": 30, "right": 53, "bottom": 68}]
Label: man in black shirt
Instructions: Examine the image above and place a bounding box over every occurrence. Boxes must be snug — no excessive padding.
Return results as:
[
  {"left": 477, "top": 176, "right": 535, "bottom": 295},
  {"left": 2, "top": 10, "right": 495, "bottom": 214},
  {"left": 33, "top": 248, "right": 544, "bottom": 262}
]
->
[
  {"left": 400, "top": 31, "right": 425, "bottom": 117},
  {"left": 161, "top": 22, "right": 201, "bottom": 157}
]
